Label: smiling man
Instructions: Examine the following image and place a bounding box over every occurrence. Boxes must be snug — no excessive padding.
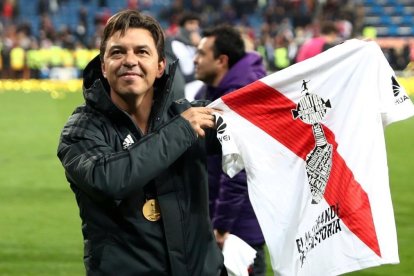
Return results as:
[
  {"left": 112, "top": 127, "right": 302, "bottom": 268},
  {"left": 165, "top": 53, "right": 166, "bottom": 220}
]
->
[{"left": 57, "top": 10, "right": 225, "bottom": 276}]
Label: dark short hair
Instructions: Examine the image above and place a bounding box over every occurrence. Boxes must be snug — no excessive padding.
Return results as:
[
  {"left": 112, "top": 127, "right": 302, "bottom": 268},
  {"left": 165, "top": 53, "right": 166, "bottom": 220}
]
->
[
  {"left": 202, "top": 24, "right": 245, "bottom": 68},
  {"left": 178, "top": 11, "right": 200, "bottom": 27},
  {"left": 100, "top": 9, "right": 165, "bottom": 62}
]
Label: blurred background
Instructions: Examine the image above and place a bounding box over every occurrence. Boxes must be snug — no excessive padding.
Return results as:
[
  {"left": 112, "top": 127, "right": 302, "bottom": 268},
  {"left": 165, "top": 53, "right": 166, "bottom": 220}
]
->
[
  {"left": 0, "top": 0, "right": 413, "bottom": 275},
  {"left": 1, "top": 0, "right": 414, "bottom": 80}
]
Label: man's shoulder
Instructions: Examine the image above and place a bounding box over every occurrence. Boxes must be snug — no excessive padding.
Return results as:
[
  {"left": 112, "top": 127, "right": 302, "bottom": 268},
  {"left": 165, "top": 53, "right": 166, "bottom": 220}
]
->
[{"left": 63, "top": 103, "right": 108, "bottom": 134}]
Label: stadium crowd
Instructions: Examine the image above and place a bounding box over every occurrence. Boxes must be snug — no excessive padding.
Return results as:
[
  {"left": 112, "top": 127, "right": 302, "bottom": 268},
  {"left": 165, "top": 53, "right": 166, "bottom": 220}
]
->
[{"left": 0, "top": 0, "right": 412, "bottom": 80}]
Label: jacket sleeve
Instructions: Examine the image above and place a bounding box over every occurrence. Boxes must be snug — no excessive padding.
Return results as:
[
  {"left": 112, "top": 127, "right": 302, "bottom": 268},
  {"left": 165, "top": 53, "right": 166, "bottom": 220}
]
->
[
  {"left": 57, "top": 112, "right": 197, "bottom": 201},
  {"left": 212, "top": 170, "right": 248, "bottom": 231}
]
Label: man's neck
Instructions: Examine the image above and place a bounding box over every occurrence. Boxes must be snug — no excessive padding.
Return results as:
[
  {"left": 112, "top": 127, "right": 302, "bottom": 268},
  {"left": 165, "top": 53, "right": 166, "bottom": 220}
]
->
[
  {"left": 111, "top": 90, "right": 154, "bottom": 134},
  {"left": 211, "top": 70, "right": 227, "bottom": 87}
]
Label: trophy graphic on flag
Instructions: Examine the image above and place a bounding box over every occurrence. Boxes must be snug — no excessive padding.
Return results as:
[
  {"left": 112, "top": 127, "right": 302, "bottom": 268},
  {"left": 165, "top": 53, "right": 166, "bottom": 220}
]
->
[{"left": 292, "top": 80, "right": 333, "bottom": 204}]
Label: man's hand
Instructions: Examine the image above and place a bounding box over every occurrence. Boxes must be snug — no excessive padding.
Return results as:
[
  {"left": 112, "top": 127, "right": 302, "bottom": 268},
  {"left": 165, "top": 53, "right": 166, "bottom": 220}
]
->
[
  {"left": 181, "top": 107, "right": 217, "bottom": 138},
  {"left": 214, "top": 229, "right": 230, "bottom": 250}
]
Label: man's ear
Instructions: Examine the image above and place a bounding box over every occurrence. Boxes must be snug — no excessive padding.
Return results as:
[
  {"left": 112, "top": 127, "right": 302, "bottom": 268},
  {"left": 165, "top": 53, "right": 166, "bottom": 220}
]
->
[
  {"left": 101, "top": 60, "right": 107, "bottom": 78},
  {"left": 157, "top": 58, "right": 166, "bottom": 78},
  {"left": 217, "top": 54, "right": 229, "bottom": 69}
]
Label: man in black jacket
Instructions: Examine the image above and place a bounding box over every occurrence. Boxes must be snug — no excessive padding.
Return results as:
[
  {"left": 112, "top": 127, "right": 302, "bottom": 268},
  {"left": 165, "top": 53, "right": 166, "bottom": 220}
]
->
[{"left": 57, "top": 9, "right": 225, "bottom": 276}]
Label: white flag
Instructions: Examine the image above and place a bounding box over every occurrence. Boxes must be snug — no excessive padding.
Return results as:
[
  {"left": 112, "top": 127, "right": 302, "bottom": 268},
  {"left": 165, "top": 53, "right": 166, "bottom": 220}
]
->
[{"left": 209, "top": 39, "right": 414, "bottom": 275}]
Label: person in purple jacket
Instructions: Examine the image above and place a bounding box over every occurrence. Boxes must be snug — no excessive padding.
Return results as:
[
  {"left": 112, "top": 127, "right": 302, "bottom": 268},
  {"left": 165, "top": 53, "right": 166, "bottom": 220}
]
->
[{"left": 194, "top": 24, "right": 267, "bottom": 276}]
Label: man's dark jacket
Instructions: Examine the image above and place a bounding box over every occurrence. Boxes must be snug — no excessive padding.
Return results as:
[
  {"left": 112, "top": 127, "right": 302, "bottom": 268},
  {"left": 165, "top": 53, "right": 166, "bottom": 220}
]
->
[{"left": 57, "top": 56, "right": 224, "bottom": 275}]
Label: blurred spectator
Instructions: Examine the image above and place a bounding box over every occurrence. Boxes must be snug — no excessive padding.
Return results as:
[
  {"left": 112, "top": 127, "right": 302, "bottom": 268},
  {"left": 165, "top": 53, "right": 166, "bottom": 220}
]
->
[
  {"left": 272, "top": 32, "right": 292, "bottom": 71},
  {"left": 58, "top": 25, "right": 76, "bottom": 49},
  {"left": 159, "top": 0, "right": 184, "bottom": 26},
  {"left": 9, "top": 42, "right": 24, "bottom": 78},
  {"left": 1, "top": 24, "right": 15, "bottom": 78},
  {"left": 295, "top": 20, "right": 340, "bottom": 63},
  {"left": 126, "top": 0, "right": 138, "bottom": 10},
  {"left": 263, "top": 5, "right": 286, "bottom": 25},
  {"left": 26, "top": 39, "right": 41, "bottom": 79},
  {"left": 335, "top": 8, "right": 354, "bottom": 39},
  {"left": 49, "top": 0, "right": 59, "bottom": 14},
  {"left": 1, "top": 0, "right": 18, "bottom": 26},
  {"left": 0, "top": 0, "right": 410, "bottom": 80},
  {"left": 216, "top": 3, "right": 238, "bottom": 25},
  {"left": 75, "top": 6, "right": 88, "bottom": 46},
  {"left": 384, "top": 43, "right": 411, "bottom": 72},
  {"left": 189, "top": 0, "right": 204, "bottom": 13},
  {"left": 39, "top": 14, "right": 55, "bottom": 41},
  {"left": 94, "top": 8, "right": 111, "bottom": 27},
  {"left": 232, "top": 0, "right": 256, "bottom": 19},
  {"left": 170, "top": 11, "right": 201, "bottom": 83},
  {"left": 37, "top": 0, "right": 49, "bottom": 16},
  {"left": 73, "top": 41, "right": 90, "bottom": 76}
]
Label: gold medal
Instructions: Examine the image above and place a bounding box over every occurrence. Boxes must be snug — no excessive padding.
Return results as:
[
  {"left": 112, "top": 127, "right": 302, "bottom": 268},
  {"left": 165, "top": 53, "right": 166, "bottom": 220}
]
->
[{"left": 142, "top": 199, "right": 161, "bottom": 221}]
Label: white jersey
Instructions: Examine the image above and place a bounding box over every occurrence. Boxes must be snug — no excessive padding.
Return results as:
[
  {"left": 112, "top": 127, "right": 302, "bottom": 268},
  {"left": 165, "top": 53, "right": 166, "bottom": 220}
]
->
[
  {"left": 171, "top": 40, "right": 197, "bottom": 76},
  {"left": 208, "top": 39, "right": 414, "bottom": 276}
]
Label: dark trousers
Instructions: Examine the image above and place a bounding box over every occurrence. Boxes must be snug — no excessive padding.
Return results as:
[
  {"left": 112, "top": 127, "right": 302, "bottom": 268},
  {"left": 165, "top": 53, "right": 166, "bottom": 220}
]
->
[{"left": 250, "top": 244, "right": 266, "bottom": 276}]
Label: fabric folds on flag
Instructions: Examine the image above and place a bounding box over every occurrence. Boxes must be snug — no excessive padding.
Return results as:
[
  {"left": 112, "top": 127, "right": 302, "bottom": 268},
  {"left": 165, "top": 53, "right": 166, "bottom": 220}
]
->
[{"left": 208, "top": 39, "right": 414, "bottom": 275}]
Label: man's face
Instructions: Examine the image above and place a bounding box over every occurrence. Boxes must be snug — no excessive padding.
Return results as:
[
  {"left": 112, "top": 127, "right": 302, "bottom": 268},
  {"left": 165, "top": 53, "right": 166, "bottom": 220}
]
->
[
  {"left": 184, "top": 20, "right": 201, "bottom": 46},
  {"left": 101, "top": 28, "right": 165, "bottom": 100},
  {"left": 184, "top": 19, "right": 200, "bottom": 33},
  {"left": 194, "top": 36, "right": 219, "bottom": 85}
]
